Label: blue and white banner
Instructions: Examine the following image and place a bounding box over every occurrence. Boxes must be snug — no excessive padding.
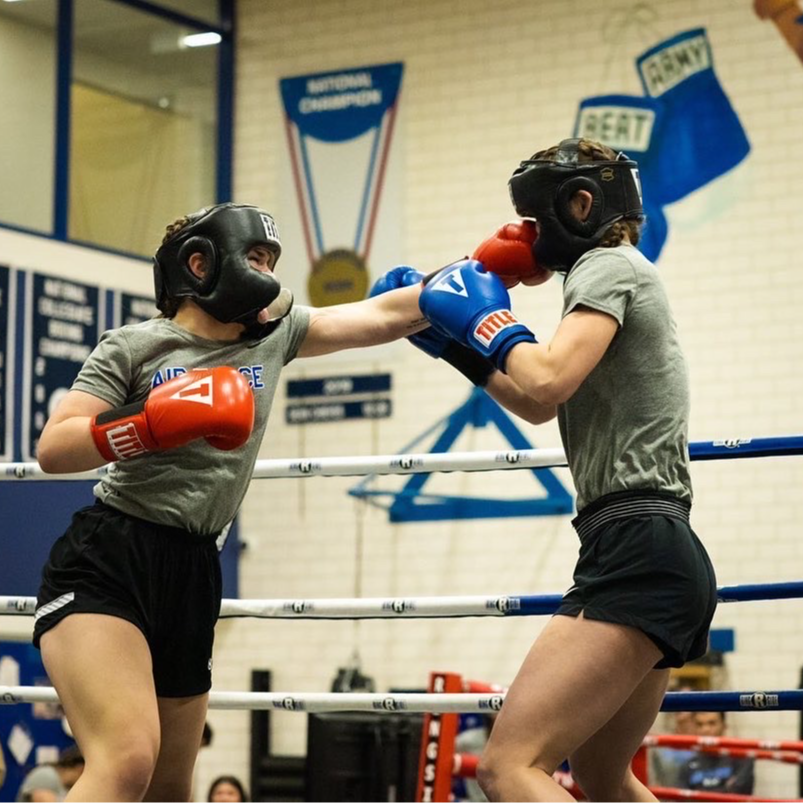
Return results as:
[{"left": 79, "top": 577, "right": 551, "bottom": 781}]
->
[
  {"left": 574, "top": 94, "right": 669, "bottom": 262},
  {"left": 635, "top": 28, "right": 750, "bottom": 204},
  {"left": 574, "top": 27, "right": 749, "bottom": 263},
  {"left": 22, "top": 274, "right": 102, "bottom": 460},
  {"left": 0, "top": 266, "right": 14, "bottom": 460},
  {"left": 114, "top": 291, "right": 157, "bottom": 328},
  {"left": 279, "top": 63, "right": 404, "bottom": 307}
]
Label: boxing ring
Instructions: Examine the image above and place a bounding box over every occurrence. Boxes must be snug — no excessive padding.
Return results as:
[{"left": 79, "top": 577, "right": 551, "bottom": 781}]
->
[{"left": 2, "top": 434, "right": 803, "bottom": 800}]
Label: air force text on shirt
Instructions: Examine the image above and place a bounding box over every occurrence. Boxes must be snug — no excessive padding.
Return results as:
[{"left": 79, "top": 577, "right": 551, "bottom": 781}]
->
[{"left": 152, "top": 366, "right": 265, "bottom": 389}]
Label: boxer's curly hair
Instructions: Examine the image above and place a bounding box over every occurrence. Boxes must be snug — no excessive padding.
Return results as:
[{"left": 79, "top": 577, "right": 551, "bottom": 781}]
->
[
  {"left": 155, "top": 216, "right": 193, "bottom": 318},
  {"left": 162, "top": 216, "right": 191, "bottom": 245},
  {"left": 531, "top": 138, "right": 642, "bottom": 248}
]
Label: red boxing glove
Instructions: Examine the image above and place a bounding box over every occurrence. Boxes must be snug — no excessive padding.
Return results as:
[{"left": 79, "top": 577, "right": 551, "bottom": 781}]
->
[
  {"left": 90, "top": 366, "right": 255, "bottom": 462},
  {"left": 472, "top": 220, "right": 553, "bottom": 289}
]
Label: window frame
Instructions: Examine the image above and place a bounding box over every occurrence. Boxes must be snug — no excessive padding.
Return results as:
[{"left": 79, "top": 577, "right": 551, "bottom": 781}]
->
[{"left": 2, "top": 0, "right": 234, "bottom": 260}]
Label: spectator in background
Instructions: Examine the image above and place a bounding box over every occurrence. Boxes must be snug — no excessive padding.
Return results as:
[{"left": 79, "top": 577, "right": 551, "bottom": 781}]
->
[
  {"left": 207, "top": 775, "right": 248, "bottom": 802},
  {"left": 33, "top": 203, "right": 426, "bottom": 802},
  {"left": 680, "top": 711, "right": 754, "bottom": 795},
  {"left": 16, "top": 746, "right": 84, "bottom": 802}
]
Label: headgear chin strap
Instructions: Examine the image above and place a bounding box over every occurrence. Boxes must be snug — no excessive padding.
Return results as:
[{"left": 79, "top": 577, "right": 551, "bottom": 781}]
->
[
  {"left": 153, "top": 203, "right": 293, "bottom": 338},
  {"left": 508, "top": 138, "right": 644, "bottom": 273}
]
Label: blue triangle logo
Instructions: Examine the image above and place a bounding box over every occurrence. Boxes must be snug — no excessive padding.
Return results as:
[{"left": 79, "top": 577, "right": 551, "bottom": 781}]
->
[
  {"left": 431, "top": 269, "right": 468, "bottom": 296},
  {"left": 348, "top": 388, "right": 574, "bottom": 522}
]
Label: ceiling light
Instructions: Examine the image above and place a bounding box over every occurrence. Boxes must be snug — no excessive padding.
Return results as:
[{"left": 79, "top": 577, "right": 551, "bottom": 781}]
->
[{"left": 180, "top": 32, "right": 221, "bottom": 48}]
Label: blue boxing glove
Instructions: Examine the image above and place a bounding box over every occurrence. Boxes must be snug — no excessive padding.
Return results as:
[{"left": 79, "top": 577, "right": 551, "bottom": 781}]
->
[
  {"left": 370, "top": 266, "right": 445, "bottom": 358},
  {"left": 419, "top": 259, "right": 536, "bottom": 372},
  {"left": 635, "top": 28, "right": 750, "bottom": 204},
  {"left": 370, "top": 265, "right": 495, "bottom": 386}
]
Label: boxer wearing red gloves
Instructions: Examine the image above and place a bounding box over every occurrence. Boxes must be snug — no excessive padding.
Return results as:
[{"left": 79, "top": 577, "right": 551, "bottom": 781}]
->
[
  {"left": 33, "top": 203, "right": 426, "bottom": 802},
  {"left": 90, "top": 366, "right": 255, "bottom": 462}
]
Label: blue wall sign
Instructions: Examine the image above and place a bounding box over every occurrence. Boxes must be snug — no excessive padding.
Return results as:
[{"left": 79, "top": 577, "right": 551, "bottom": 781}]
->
[
  {"left": 285, "top": 373, "right": 392, "bottom": 425},
  {"left": 23, "top": 274, "right": 101, "bottom": 461},
  {"left": 0, "top": 266, "right": 14, "bottom": 460},
  {"left": 287, "top": 398, "right": 392, "bottom": 425},
  {"left": 114, "top": 291, "right": 157, "bottom": 328},
  {"left": 287, "top": 374, "right": 391, "bottom": 398}
]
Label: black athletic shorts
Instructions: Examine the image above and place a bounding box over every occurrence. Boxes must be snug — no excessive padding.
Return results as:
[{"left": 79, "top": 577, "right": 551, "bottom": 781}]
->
[
  {"left": 33, "top": 500, "right": 223, "bottom": 697},
  {"left": 556, "top": 490, "right": 718, "bottom": 669}
]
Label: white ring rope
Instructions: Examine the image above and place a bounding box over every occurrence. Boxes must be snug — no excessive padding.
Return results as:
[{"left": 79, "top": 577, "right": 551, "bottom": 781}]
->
[
  {"left": 3, "top": 687, "right": 803, "bottom": 713},
  {"left": 218, "top": 596, "right": 503, "bottom": 618},
  {"left": 3, "top": 579, "right": 802, "bottom": 620},
  {"left": 3, "top": 580, "right": 801, "bottom": 620},
  {"left": 0, "top": 686, "right": 500, "bottom": 713},
  {"left": 0, "top": 448, "right": 566, "bottom": 480},
  {"left": 4, "top": 434, "right": 802, "bottom": 481},
  {"left": 0, "top": 595, "right": 509, "bottom": 618}
]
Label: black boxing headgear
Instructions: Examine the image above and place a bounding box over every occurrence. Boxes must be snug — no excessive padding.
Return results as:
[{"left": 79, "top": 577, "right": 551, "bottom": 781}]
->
[
  {"left": 508, "top": 138, "right": 644, "bottom": 273},
  {"left": 153, "top": 203, "right": 292, "bottom": 337}
]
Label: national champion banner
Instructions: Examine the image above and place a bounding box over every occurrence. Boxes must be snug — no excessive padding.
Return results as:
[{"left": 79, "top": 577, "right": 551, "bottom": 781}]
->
[
  {"left": 22, "top": 274, "right": 102, "bottom": 460},
  {"left": 279, "top": 62, "right": 404, "bottom": 308}
]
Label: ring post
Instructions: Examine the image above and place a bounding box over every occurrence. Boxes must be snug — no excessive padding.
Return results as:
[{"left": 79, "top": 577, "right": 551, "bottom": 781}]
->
[{"left": 416, "top": 671, "right": 462, "bottom": 802}]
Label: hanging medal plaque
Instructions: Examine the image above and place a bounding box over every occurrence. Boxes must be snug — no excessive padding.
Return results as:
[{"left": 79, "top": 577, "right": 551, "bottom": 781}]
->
[{"left": 280, "top": 63, "right": 404, "bottom": 306}]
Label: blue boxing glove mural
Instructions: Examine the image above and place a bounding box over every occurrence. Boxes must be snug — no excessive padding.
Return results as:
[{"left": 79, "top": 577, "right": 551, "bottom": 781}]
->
[
  {"left": 635, "top": 27, "right": 750, "bottom": 205},
  {"left": 574, "top": 94, "right": 670, "bottom": 262},
  {"left": 574, "top": 27, "right": 750, "bottom": 262}
]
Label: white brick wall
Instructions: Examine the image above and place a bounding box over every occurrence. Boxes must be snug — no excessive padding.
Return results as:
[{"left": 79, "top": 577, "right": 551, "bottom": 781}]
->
[
  {"left": 198, "top": 0, "right": 803, "bottom": 798},
  {"left": 2, "top": 0, "right": 800, "bottom": 799}
]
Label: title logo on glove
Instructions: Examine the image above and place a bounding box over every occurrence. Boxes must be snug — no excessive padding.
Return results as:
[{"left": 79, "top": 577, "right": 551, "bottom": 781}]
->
[
  {"left": 473, "top": 310, "right": 521, "bottom": 348},
  {"left": 434, "top": 271, "right": 468, "bottom": 297},
  {"left": 104, "top": 424, "right": 149, "bottom": 460},
  {"left": 170, "top": 375, "right": 214, "bottom": 406}
]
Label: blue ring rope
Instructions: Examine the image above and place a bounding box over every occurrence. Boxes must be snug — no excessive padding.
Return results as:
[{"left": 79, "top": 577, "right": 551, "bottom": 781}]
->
[
  {"left": 689, "top": 436, "right": 803, "bottom": 461},
  {"left": 661, "top": 690, "right": 803, "bottom": 712},
  {"left": 510, "top": 580, "right": 803, "bottom": 617}
]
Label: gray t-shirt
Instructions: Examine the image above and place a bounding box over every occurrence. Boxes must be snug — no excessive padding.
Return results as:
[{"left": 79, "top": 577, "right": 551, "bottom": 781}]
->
[
  {"left": 71, "top": 308, "right": 310, "bottom": 535},
  {"left": 16, "top": 765, "right": 65, "bottom": 801},
  {"left": 558, "top": 244, "right": 691, "bottom": 512}
]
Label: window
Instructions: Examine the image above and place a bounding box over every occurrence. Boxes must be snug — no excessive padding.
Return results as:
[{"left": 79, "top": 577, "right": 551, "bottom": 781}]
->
[
  {"left": 0, "top": 0, "right": 231, "bottom": 257},
  {"left": 70, "top": 0, "right": 219, "bottom": 256}
]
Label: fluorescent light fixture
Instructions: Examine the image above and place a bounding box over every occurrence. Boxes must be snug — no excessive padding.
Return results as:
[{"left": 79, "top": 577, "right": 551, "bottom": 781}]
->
[{"left": 180, "top": 31, "right": 221, "bottom": 48}]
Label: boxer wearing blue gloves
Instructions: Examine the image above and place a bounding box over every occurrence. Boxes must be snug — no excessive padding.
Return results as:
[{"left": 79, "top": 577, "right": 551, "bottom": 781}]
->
[
  {"left": 370, "top": 221, "right": 551, "bottom": 390},
  {"left": 370, "top": 265, "right": 497, "bottom": 387},
  {"left": 419, "top": 259, "right": 536, "bottom": 372},
  {"left": 407, "top": 138, "right": 717, "bottom": 803}
]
